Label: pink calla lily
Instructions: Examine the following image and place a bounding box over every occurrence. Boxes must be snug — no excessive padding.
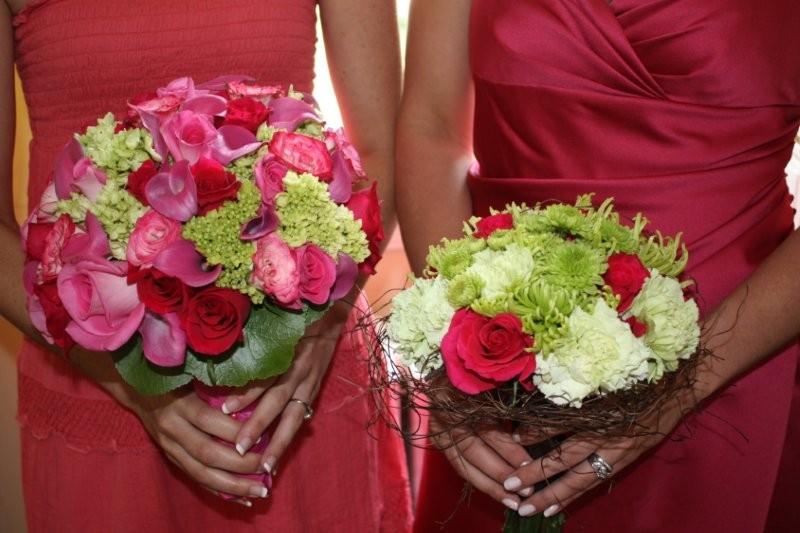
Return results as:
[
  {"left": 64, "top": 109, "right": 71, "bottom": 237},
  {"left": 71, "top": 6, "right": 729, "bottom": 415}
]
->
[
  {"left": 54, "top": 139, "right": 107, "bottom": 201},
  {"left": 240, "top": 205, "right": 278, "bottom": 241},
  {"left": 328, "top": 151, "right": 355, "bottom": 203},
  {"left": 330, "top": 253, "right": 358, "bottom": 301},
  {"left": 181, "top": 94, "right": 229, "bottom": 116},
  {"left": 267, "top": 97, "right": 321, "bottom": 132},
  {"left": 61, "top": 212, "right": 111, "bottom": 262},
  {"left": 145, "top": 161, "right": 198, "bottom": 222},
  {"left": 153, "top": 239, "right": 221, "bottom": 287},
  {"left": 198, "top": 75, "right": 255, "bottom": 92},
  {"left": 211, "top": 125, "right": 263, "bottom": 165},
  {"left": 140, "top": 312, "right": 187, "bottom": 367}
]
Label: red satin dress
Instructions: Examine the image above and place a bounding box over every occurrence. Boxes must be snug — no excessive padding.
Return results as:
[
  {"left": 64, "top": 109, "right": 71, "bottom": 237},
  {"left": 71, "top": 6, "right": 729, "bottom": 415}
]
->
[
  {"left": 13, "top": 2, "right": 412, "bottom": 532},
  {"left": 414, "top": 1, "right": 800, "bottom": 531}
]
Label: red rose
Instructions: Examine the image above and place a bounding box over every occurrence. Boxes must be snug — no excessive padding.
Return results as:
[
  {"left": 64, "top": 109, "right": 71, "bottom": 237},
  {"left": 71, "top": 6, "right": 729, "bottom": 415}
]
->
[
  {"left": 441, "top": 310, "right": 535, "bottom": 395},
  {"left": 474, "top": 213, "right": 514, "bottom": 238},
  {"left": 603, "top": 253, "right": 650, "bottom": 312},
  {"left": 25, "top": 222, "right": 54, "bottom": 261},
  {"left": 190, "top": 157, "right": 242, "bottom": 215},
  {"left": 127, "top": 160, "right": 159, "bottom": 205},
  {"left": 626, "top": 316, "right": 648, "bottom": 338},
  {"left": 346, "top": 182, "right": 384, "bottom": 275},
  {"left": 182, "top": 287, "right": 251, "bottom": 355},
  {"left": 134, "top": 268, "right": 192, "bottom": 314},
  {"left": 296, "top": 244, "right": 337, "bottom": 305},
  {"left": 223, "top": 97, "right": 269, "bottom": 133},
  {"left": 33, "top": 281, "right": 74, "bottom": 352},
  {"left": 269, "top": 131, "right": 333, "bottom": 180}
]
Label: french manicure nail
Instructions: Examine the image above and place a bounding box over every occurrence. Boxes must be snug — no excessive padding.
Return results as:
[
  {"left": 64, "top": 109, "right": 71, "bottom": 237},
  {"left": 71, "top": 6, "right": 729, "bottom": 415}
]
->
[
  {"left": 263, "top": 456, "right": 276, "bottom": 474},
  {"left": 504, "top": 476, "right": 522, "bottom": 491},
  {"left": 235, "top": 498, "right": 252, "bottom": 508},
  {"left": 512, "top": 432, "right": 522, "bottom": 443},
  {"left": 518, "top": 504, "right": 536, "bottom": 517},
  {"left": 502, "top": 498, "right": 519, "bottom": 511},
  {"left": 544, "top": 504, "right": 560, "bottom": 518},
  {"left": 222, "top": 400, "right": 237, "bottom": 415},
  {"left": 520, "top": 460, "right": 531, "bottom": 467},
  {"left": 519, "top": 487, "right": 533, "bottom": 497},
  {"left": 249, "top": 485, "right": 268, "bottom": 498},
  {"left": 235, "top": 437, "right": 252, "bottom": 456}
]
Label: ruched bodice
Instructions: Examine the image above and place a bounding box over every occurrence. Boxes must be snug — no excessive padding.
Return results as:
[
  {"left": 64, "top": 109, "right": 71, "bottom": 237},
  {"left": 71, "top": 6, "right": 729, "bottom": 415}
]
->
[{"left": 415, "top": 2, "right": 800, "bottom": 532}]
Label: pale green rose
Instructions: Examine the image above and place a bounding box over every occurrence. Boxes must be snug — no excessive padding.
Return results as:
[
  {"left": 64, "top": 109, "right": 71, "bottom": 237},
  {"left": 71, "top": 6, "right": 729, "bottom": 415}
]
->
[
  {"left": 388, "top": 277, "right": 455, "bottom": 375},
  {"left": 628, "top": 271, "right": 700, "bottom": 375},
  {"left": 534, "top": 299, "right": 653, "bottom": 407}
]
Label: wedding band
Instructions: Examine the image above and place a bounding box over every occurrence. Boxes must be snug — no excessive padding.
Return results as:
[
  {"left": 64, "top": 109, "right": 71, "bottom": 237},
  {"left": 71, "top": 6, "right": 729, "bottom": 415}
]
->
[
  {"left": 587, "top": 453, "right": 613, "bottom": 480},
  {"left": 288, "top": 398, "right": 314, "bottom": 421}
]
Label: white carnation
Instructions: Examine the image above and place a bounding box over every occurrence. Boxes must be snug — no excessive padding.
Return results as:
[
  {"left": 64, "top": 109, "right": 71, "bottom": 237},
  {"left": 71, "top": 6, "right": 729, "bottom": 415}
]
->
[
  {"left": 388, "top": 277, "right": 455, "bottom": 374},
  {"left": 465, "top": 244, "right": 535, "bottom": 301},
  {"left": 628, "top": 271, "right": 700, "bottom": 378},
  {"left": 534, "top": 299, "right": 654, "bottom": 407}
]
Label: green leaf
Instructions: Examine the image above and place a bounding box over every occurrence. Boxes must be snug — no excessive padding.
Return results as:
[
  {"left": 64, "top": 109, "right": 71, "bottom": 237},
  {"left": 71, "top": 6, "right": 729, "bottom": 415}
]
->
[
  {"left": 113, "top": 340, "right": 193, "bottom": 396},
  {"left": 501, "top": 511, "right": 566, "bottom": 533},
  {"left": 113, "top": 303, "right": 327, "bottom": 395}
]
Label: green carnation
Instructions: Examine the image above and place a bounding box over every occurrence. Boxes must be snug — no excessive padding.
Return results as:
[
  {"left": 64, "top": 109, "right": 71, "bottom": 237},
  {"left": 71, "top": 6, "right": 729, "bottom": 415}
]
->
[
  {"left": 77, "top": 113, "right": 159, "bottom": 183},
  {"left": 90, "top": 181, "right": 147, "bottom": 259},
  {"left": 275, "top": 172, "right": 370, "bottom": 262},
  {"left": 183, "top": 180, "right": 263, "bottom": 302},
  {"left": 628, "top": 271, "right": 700, "bottom": 377},
  {"left": 388, "top": 277, "right": 455, "bottom": 375},
  {"left": 534, "top": 299, "right": 654, "bottom": 407},
  {"left": 446, "top": 272, "right": 484, "bottom": 308},
  {"left": 538, "top": 240, "right": 607, "bottom": 294}
]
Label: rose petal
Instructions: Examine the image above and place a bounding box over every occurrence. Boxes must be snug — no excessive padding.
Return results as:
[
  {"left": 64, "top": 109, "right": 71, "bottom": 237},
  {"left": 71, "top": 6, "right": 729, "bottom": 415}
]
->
[
  {"left": 153, "top": 239, "right": 221, "bottom": 287},
  {"left": 328, "top": 151, "right": 354, "bottom": 203},
  {"left": 240, "top": 205, "right": 278, "bottom": 240},
  {"left": 211, "top": 125, "right": 262, "bottom": 165},
  {"left": 330, "top": 253, "right": 358, "bottom": 301},
  {"left": 267, "top": 97, "right": 320, "bottom": 132},
  {"left": 145, "top": 161, "right": 198, "bottom": 222},
  {"left": 61, "top": 212, "right": 111, "bottom": 262},
  {"left": 66, "top": 304, "right": 145, "bottom": 351},
  {"left": 197, "top": 75, "right": 255, "bottom": 92},
  {"left": 140, "top": 312, "right": 187, "bottom": 367},
  {"left": 54, "top": 139, "right": 85, "bottom": 200},
  {"left": 181, "top": 94, "right": 229, "bottom": 116}
]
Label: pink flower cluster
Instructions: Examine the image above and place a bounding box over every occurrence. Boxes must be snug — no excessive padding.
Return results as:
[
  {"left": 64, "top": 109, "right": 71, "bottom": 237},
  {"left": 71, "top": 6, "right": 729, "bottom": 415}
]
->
[{"left": 22, "top": 75, "right": 383, "bottom": 368}]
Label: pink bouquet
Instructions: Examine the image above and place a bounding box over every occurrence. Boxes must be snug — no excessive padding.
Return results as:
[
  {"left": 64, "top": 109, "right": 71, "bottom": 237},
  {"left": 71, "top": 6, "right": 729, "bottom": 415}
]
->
[{"left": 21, "top": 75, "right": 383, "bottom": 494}]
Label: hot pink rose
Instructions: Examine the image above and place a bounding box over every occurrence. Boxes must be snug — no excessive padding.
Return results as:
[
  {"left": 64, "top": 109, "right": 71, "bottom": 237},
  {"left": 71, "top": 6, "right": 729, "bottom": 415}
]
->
[
  {"left": 254, "top": 155, "right": 288, "bottom": 205},
  {"left": 346, "top": 183, "right": 384, "bottom": 275},
  {"left": 441, "top": 310, "right": 536, "bottom": 395},
  {"left": 161, "top": 110, "right": 218, "bottom": 163},
  {"left": 251, "top": 233, "right": 300, "bottom": 308},
  {"left": 269, "top": 131, "right": 333, "bottom": 180},
  {"left": 126, "top": 210, "right": 182, "bottom": 267},
  {"left": 474, "top": 213, "right": 514, "bottom": 238},
  {"left": 57, "top": 258, "right": 145, "bottom": 351},
  {"left": 603, "top": 253, "right": 650, "bottom": 312},
  {"left": 40, "top": 214, "right": 77, "bottom": 281},
  {"left": 296, "top": 244, "right": 337, "bottom": 305}
]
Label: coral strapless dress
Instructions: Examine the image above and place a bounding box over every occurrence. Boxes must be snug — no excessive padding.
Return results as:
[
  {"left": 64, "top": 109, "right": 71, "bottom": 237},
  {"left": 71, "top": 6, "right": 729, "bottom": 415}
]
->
[
  {"left": 414, "top": 1, "right": 800, "bottom": 532},
  {"left": 13, "top": 2, "right": 411, "bottom": 532}
]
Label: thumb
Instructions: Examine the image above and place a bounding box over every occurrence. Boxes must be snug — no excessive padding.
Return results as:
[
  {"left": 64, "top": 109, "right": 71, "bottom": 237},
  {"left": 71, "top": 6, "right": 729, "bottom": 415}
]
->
[{"left": 221, "top": 378, "right": 276, "bottom": 415}]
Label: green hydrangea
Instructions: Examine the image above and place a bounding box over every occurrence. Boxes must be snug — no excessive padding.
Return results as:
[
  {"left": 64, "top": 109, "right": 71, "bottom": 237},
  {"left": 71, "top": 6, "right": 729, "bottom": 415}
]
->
[
  {"left": 540, "top": 240, "right": 607, "bottom": 293},
  {"left": 388, "top": 277, "right": 455, "bottom": 375},
  {"left": 425, "top": 237, "right": 485, "bottom": 279},
  {"left": 90, "top": 181, "right": 147, "bottom": 259},
  {"left": 226, "top": 147, "right": 268, "bottom": 182},
  {"left": 256, "top": 124, "right": 278, "bottom": 143},
  {"left": 77, "top": 113, "right": 159, "bottom": 183},
  {"left": 296, "top": 121, "right": 324, "bottom": 138},
  {"left": 183, "top": 180, "right": 263, "bottom": 302},
  {"left": 628, "top": 271, "right": 700, "bottom": 378},
  {"left": 275, "top": 172, "right": 370, "bottom": 262},
  {"left": 534, "top": 299, "right": 654, "bottom": 407},
  {"left": 55, "top": 192, "right": 93, "bottom": 224}
]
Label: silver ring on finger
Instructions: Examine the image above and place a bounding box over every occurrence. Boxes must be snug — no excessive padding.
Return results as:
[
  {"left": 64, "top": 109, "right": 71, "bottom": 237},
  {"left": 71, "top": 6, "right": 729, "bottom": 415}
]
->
[
  {"left": 287, "top": 398, "right": 314, "bottom": 421},
  {"left": 587, "top": 452, "right": 613, "bottom": 480}
]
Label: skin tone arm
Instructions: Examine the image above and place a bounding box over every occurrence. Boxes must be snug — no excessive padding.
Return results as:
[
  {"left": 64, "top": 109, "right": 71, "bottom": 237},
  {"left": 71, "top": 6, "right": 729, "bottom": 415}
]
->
[
  {"left": 222, "top": 0, "right": 403, "bottom": 477},
  {"left": 0, "top": 1, "right": 270, "bottom": 505},
  {"left": 398, "top": 0, "right": 800, "bottom": 518}
]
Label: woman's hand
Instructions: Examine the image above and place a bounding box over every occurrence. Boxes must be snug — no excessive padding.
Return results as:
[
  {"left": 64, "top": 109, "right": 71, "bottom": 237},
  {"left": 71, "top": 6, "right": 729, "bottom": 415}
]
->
[{"left": 223, "top": 303, "right": 350, "bottom": 474}]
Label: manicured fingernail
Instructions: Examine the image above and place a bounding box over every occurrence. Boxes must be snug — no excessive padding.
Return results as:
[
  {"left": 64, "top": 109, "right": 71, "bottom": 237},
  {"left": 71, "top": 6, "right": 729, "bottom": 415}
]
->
[
  {"left": 504, "top": 476, "right": 522, "bottom": 491},
  {"left": 512, "top": 432, "right": 521, "bottom": 443},
  {"left": 222, "top": 400, "right": 237, "bottom": 414},
  {"left": 235, "top": 498, "right": 252, "bottom": 508},
  {"left": 263, "top": 456, "right": 276, "bottom": 474},
  {"left": 519, "top": 487, "right": 533, "bottom": 497},
  {"left": 518, "top": 504, "right": 536, "bottom": 517},
  {"left": 520, "top": 460, "right": 531, "bottom": 467},
  {"left": 502, "top": 498, "right": 519, "bottom": 511},
  {"left": 544, "top": 504, "right": 560, "bottom": 517},
  {"left": 235, "top": 437, "right": 252, "bottom": 456},
  {"left": 249, "top": 485, "right": 268, "bottom": 498}
]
